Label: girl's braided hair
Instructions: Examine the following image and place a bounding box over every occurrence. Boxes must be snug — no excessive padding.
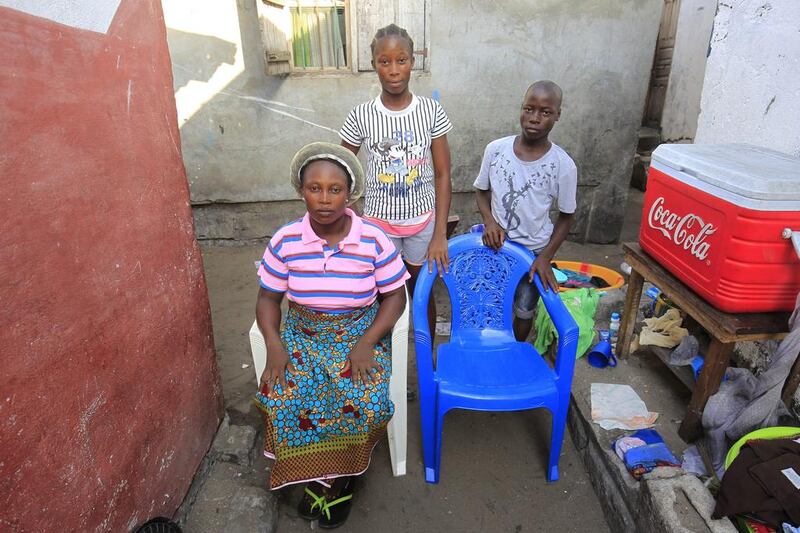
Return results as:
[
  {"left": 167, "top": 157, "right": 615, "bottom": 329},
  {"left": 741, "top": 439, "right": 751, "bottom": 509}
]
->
[{"left": 370, "top": 23, "right": 414, "bottom": 56}]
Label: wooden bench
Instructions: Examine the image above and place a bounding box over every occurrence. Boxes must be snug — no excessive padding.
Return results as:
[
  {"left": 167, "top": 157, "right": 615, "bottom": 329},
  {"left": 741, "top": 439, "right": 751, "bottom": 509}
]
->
[{"left": 618, "top": 242, "right": 796, "bottom": 442}]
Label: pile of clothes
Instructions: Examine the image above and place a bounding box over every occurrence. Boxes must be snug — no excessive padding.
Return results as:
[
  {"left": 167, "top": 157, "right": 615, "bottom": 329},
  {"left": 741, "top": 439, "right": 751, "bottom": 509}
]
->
[
  {"left": 612, "top": 429, "right": 681, "bottom": 480},
  {"left": 713, "top": 434, "right": 800, "bottom": 530},
  {"left": 556, "top": 267, "right": 611, "bottom": 290}
]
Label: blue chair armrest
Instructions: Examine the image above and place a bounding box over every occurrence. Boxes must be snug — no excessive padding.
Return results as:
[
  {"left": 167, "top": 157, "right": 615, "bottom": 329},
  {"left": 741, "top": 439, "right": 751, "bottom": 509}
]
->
[
  {"left": 414, "top": 329, "right": 435, "bottom": 387},
  {"left": 534, "top": 274, "right": 579, "bottom": 381},
  {"left": 412, "top": 261, "right": 436, "bottom": 387}
]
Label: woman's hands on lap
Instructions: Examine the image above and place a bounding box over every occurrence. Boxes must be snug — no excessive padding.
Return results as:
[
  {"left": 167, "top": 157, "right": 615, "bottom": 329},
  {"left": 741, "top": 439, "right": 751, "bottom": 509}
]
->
[
  {"left": 344, "top": 339, "right": 381, "bottom": 387},
  {"left": 260, "top": 341, "right": 295, "bottom": 393}
]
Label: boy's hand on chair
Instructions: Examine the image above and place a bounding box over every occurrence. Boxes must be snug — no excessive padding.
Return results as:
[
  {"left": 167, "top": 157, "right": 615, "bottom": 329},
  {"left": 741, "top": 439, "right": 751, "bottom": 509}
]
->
[
  {"left": 261, "top": 344, "right": 295, "bottom": 393},
  {"left": 425, "top": 234, "right": 449, "bottom": 276},
  {"left": 530, "top": 255, "right": 559, "bottom": 293},
  {"left": 345, "top": 340, "right": 380, "bottom": 387},
  {"left": 482, "top": 220, "right": 506, "bottom": 251}
]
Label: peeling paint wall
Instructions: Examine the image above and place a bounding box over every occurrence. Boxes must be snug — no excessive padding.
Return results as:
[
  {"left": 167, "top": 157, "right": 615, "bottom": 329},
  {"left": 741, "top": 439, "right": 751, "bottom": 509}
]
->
[
  {"left": 0, "top": 1, "right": 222, "bottom": 530},
  {"left": 695, "top": 0, "right": 800, "bottom": 156},
  {"left": 164, "top": 0, "right": 662, "bottom": 244},
  {"left": 660, "top": 0, "right": 717, "bottom": 143}
]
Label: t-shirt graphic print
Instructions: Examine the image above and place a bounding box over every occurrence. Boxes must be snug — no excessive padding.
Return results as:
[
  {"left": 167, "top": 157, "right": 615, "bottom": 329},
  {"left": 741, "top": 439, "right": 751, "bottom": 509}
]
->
[{"left": 340, "top": 95, "right": 452, "bottom": 221}]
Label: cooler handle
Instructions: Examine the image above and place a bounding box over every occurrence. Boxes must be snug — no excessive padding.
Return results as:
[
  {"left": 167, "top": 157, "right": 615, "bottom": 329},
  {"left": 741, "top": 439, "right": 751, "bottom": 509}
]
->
[{"left": 782, "top": 228, "right": 800, "bottom": 260}]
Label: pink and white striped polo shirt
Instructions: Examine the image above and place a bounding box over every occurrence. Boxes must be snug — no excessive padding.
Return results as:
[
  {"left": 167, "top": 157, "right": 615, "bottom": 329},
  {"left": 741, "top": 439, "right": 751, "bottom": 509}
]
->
[{"left": 257, "top": 209, "right": 410, "bottom": 311}]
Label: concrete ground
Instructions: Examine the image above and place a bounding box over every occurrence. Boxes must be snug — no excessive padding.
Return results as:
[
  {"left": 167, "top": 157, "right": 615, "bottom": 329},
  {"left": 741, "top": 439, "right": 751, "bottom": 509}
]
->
[{"left": 185, "top": 189, "right": 649, "bottom": 532}]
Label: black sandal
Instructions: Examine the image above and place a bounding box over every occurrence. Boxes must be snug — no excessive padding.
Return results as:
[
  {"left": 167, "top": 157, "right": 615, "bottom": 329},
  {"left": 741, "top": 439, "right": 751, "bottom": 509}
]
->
[
  {"left": 318, "top": 476, "right": 356, "bottom": 529},
  {"left": 297, "top": 484, "right": 326, "bottom": 521}
]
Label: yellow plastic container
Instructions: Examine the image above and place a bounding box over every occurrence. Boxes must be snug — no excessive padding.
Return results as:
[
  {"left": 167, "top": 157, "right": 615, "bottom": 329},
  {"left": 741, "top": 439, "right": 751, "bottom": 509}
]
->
[{"left": 551, "top": 261, "right": 625, "bottom": 293}]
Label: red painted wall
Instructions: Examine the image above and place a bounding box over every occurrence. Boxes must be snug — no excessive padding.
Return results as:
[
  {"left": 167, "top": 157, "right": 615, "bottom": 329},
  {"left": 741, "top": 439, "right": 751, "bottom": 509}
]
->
[{"left": 0, "top": 1, "right": 222, "bottom": 531}]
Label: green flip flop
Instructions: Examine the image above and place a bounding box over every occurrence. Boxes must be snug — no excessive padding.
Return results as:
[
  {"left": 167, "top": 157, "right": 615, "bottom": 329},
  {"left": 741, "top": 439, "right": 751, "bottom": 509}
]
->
[
  {"left": 318, "top": 477, "right": 355, "bottom": 529},
  {"left": 297, "top": 485, "right": 326, "bottom": 521}
]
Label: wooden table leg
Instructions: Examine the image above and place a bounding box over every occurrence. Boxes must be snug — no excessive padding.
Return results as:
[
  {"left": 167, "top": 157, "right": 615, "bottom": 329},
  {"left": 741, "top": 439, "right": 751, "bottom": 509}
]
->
[
  {"left": 617, "top": 269, "right": 644, "bottom": 359},
  {"left": 678, "top": 339, "right": 733, "bottom": 442}
]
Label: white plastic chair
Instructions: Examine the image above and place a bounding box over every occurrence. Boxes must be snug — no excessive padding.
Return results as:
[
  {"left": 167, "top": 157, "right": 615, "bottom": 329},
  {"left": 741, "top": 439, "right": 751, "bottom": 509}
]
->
[{"left": 248, "top": 290, "right": 409, "bottom": 476}]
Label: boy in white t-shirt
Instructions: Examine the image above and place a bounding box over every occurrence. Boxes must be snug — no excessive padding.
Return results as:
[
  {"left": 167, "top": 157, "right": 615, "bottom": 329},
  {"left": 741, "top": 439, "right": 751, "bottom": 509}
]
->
[{"left": 474, "top": 80, "right": 577, "bottom": 342}]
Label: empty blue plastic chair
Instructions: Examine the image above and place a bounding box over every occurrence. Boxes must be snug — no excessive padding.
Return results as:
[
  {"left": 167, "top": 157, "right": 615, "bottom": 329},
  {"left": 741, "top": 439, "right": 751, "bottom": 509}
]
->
[{"left": 413, "top": 231, "right": 579, "bottom": 483}]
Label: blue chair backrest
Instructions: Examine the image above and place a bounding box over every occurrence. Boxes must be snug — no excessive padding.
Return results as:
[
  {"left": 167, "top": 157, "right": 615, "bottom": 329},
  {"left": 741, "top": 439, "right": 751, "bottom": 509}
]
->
[{"left": 414, "top": 232, "right": 534, "bottom": 343}]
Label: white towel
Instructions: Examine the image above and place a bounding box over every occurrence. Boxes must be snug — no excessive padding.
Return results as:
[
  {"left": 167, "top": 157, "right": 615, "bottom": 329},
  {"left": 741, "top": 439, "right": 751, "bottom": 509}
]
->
[{"left": 591, "top": 383, "right": 659, "bottom": 430}]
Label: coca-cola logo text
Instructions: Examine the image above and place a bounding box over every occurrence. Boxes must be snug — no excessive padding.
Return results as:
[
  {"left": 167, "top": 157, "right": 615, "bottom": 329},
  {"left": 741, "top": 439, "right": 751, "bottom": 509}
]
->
[{"left": 647, "top": 197, "right": 717, "bottom": 261}]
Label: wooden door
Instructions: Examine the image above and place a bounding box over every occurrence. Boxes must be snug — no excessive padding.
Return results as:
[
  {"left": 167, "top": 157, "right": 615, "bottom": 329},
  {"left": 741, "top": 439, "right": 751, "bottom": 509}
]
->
[
  {"left": 643, "top": 0, "right": 680, "bottom": 127},
  {"left": 355, "top": 0, "right": 428, "bottom": 71}
]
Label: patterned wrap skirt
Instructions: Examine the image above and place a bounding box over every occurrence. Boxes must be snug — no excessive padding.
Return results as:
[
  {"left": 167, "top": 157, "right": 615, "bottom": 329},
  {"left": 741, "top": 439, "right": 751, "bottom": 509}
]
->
[{"left": 254, "top": 301, "right": 394, "bottom": 489}]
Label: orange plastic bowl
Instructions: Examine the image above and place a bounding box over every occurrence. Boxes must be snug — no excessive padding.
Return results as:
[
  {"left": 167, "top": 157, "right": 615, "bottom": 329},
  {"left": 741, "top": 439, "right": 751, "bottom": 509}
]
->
[{"left": 551, "top": 261, "right": 625, "bottom": 293}]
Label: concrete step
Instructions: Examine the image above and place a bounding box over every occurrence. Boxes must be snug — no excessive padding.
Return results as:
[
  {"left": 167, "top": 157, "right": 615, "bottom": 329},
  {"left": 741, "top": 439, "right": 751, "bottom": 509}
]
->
[
  {"left": 631, "top": 153, "right": 652, "bottom": 191},
  {"left": 568, "top": 286, "right": 737, "bottom": 533},
  {"left": 638, "top": 127, "right": 662, "bottom": 152}
]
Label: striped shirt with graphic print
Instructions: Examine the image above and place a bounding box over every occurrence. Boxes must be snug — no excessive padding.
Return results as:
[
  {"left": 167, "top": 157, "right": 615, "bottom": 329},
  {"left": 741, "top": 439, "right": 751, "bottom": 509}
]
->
[
  {"left": 339, "top": 94, "right": 453, "bottom": 222},
  {"left": 257, "top": 209, "right": 410, "bottom": 312}
]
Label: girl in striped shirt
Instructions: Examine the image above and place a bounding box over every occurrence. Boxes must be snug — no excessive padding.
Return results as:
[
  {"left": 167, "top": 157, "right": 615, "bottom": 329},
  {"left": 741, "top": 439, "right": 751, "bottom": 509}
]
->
[
  {"left": 254, "top": 143, "right": 409, "bottom": 528},
  {"left": 340, "top": 23, "right": 453, "bottom": 332}
]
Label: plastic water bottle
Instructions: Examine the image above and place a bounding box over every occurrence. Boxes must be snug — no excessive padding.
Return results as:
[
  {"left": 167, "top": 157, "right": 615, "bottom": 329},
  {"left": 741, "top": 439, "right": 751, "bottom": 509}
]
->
[{"left": 609, "top": 312, "right": 621, "bottom": 350}]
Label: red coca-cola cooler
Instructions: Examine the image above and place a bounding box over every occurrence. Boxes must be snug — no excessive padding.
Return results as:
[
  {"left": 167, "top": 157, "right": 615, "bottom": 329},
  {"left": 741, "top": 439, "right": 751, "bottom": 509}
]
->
[{"left": 640, "top": 143, "right": 800, "bottom": 313}]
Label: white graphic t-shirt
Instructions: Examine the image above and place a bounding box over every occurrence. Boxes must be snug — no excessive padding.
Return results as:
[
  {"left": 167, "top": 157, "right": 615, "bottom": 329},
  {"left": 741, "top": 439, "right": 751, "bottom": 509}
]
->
[
  {"left": 473, "top": 136, "right": 577, "bottom": 250},
  {"left": 339, "top": 95, "right": 453, "bottom": 221}
]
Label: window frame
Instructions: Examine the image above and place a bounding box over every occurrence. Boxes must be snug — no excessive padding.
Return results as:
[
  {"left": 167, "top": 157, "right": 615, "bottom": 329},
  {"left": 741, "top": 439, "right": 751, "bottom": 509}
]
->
[
  {"left": 289, "top": 1, "right": 352, "bottom": 72},
  {"left": 258, "top": 0, "right": 431, "bottom": 77},
  {"left": 258, "top": 0, "right": 354, "bottom": 75}
]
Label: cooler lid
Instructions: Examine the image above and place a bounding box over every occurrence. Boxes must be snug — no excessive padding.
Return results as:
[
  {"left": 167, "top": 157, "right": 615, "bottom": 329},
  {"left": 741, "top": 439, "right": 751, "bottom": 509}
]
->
[{"left": 651, "top": 143, "right": 800, "bottom": 202}]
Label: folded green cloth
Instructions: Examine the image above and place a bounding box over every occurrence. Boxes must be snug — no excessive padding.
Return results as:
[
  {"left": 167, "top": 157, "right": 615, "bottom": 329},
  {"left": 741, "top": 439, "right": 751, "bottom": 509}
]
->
[{"left": 534, "top": 288, "right": 599, "bottom": 358}]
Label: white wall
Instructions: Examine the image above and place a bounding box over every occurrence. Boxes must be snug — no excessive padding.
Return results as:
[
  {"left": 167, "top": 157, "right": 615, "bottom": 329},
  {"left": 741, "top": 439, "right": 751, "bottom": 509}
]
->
[
  {"left": 660, "top": 0, "right": 716, "bottom": 142},
  {"left": 0, "top": 0, "right": 121, "bottom": 33},
  {"left": 695, "top": 0, "right": 800, "bottom": 156}
]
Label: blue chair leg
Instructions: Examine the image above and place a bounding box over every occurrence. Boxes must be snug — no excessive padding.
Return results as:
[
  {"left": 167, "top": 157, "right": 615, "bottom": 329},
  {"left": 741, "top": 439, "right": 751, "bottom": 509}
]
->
[
  {"left": 427, "top": 407, "right": 448, "bottom": 484},
  {"left": 547, "top": 400, "right": 569, "bottom": 482},
  {"left": 419, "top": 391, "right": 438, "bottom": 484}
]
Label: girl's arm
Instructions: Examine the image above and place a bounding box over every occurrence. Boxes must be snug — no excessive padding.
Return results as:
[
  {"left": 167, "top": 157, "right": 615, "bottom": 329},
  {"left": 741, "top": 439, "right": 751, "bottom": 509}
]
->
[
  {"left": 427, "top": 134, "right": 452, "bottom": 275},
  {"left": 345, "top": 286, "right": 406, "bottom": 386},
  {"left": 255, "top": 287, "right": 294, "bottom": 391},
  {"left": 341, "top": 140, "right": 360, "bottom": 155}
]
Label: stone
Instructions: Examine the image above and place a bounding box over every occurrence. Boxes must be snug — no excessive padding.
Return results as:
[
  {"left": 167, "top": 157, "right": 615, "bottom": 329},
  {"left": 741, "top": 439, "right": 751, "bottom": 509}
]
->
[
  {"left": 643, "top": 466, "right": 684, "bottom": 480},
  {"left": 183, "top": 462, "right": 276, "bottom": 533},
  {"left": 793, "top": 388, "right": 800, "bottom": 418},
  {"left": 641, "top": 474, "right": 736, "bottom": 533},
  {"left": 732, "top": 340, "right": 777, "bottom": 374},
  {"left": 211, "top": 413, "right": 257, "bottom": 466}
]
